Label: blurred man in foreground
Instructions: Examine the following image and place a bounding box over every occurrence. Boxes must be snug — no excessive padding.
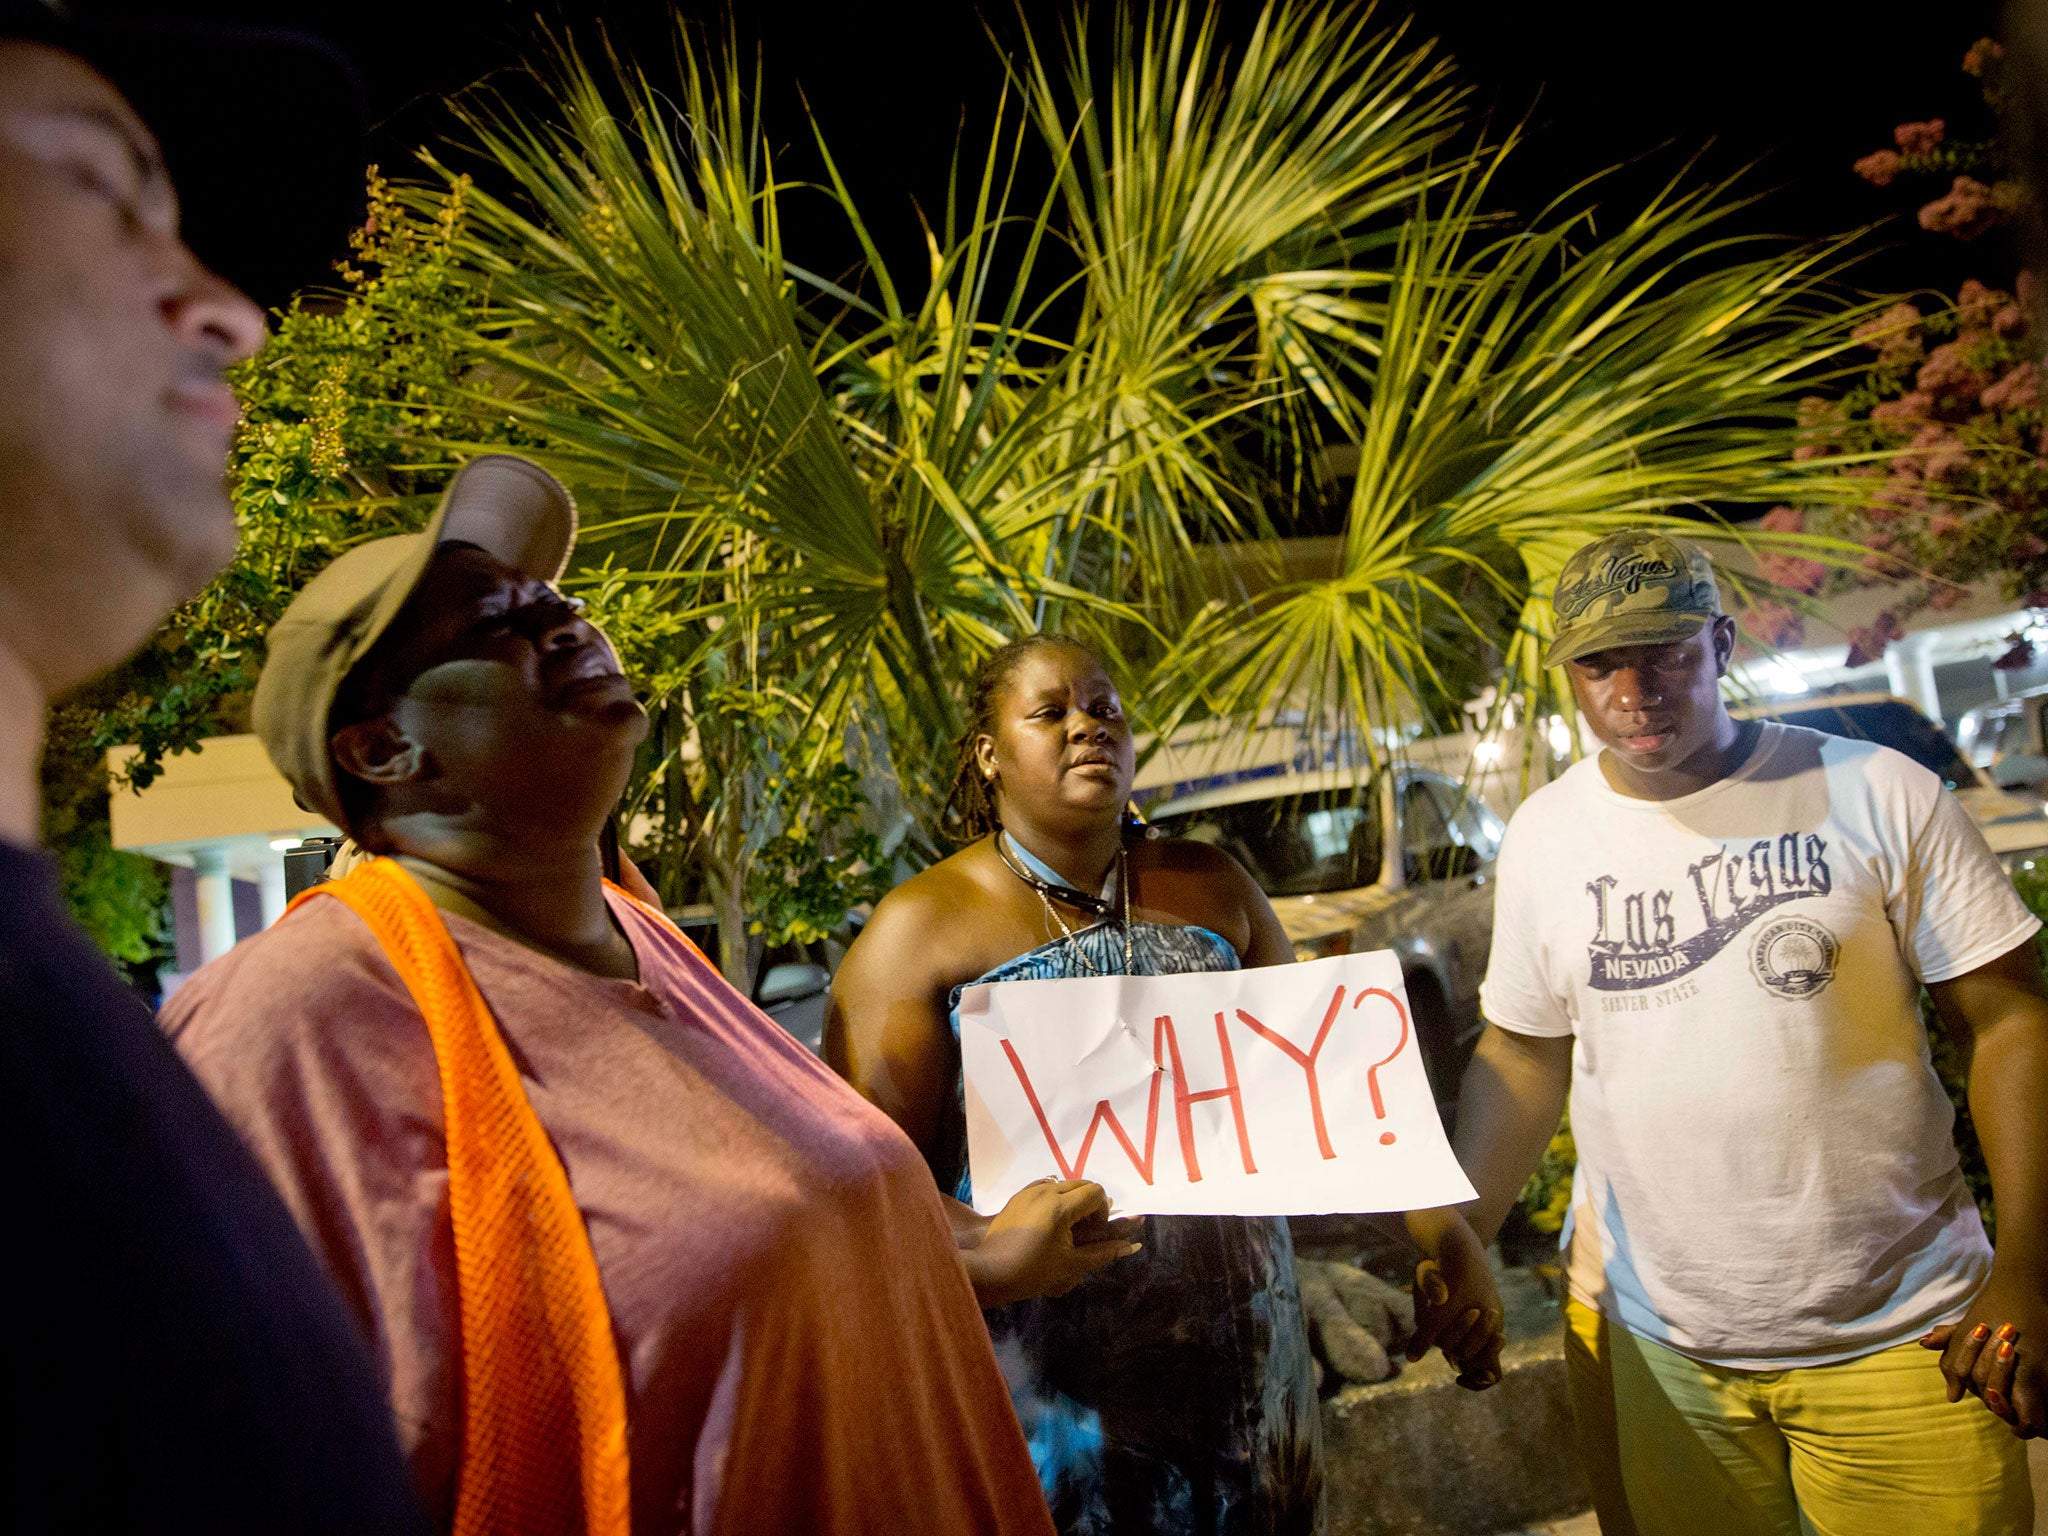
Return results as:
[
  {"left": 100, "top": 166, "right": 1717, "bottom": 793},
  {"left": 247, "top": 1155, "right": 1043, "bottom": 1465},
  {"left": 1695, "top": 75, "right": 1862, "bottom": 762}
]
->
[
  {"left": 0, "top": 5, "right": 420, "bottom": 1528},
  {"left": 1456, "top": 531, "right": 2047, "bottom": 1534}
]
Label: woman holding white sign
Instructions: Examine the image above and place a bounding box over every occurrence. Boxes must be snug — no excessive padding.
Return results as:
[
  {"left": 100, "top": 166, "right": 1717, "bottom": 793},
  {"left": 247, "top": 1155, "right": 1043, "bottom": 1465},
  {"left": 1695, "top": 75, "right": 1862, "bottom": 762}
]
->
[{"left": 827, "top": 635, "right": 1503, "bottom": 1535}]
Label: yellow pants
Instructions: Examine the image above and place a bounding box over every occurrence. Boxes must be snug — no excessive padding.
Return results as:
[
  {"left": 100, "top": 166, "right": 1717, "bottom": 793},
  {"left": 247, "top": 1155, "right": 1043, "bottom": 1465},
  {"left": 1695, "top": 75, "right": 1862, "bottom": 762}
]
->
[{"left": 1563, "top": 1297, "right": 2032, "bottom": 1536}]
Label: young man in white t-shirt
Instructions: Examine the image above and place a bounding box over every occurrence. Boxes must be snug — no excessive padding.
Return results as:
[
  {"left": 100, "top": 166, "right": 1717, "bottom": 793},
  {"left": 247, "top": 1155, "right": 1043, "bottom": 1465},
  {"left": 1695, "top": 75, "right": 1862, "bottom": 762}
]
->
[{"left": 1457, "top": 530, "right": 2048, "bottom": 1535}]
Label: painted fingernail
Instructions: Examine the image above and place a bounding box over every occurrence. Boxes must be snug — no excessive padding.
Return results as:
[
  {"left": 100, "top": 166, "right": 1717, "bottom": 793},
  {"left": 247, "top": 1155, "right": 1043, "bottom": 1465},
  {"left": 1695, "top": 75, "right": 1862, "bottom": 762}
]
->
[
  {"left": 1997, "top": 1322, "right": 2019, "bottom": 1341},
  {"left": 1974, "top": 1324, "right": 1993, "bottom": 1342},
  {"left": 2000, "top": 1341, "right": 2015, "bottom": 1361},
  {"left": 1988, "top": 1390, "right": 2010, "bottom": 1413}
]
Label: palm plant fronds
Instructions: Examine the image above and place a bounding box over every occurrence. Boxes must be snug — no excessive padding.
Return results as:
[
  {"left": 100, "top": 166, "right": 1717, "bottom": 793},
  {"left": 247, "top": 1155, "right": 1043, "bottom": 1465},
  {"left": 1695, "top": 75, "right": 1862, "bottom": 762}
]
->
[
  {"left": 1159, "top": 149, "right": 1900, "bottom": 779},
  {"left": 329, "top": 0, "right": 1907, "bottom": 856},
  {"left": 1018, "top": 0, "right": 1480, "bottom": 614},
  {"left": 406, "top": 30, "right": 1128, "bottom": 805}
]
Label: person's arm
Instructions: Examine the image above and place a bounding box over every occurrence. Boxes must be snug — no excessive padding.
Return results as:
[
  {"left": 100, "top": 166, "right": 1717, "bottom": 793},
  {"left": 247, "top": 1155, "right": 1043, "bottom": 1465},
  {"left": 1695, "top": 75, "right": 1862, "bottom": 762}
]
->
[
  {"left": 1452, "top": 1023, "right": 1574, "bottom": 1245},
  {"left": 1395, "top": 1022, "right": 1572, "bottom": 1392},
  {"left": 1392, "top": 1204, "right": 1506, "bottom": 1388},
  {"left": 825, "top": 883, "right": 1139, "bottom": 1308},
  {"left": 1919, "top": 940, "right": 2048, "bottom": 1438},
  {"left": 1216, "top": 844, "right": 1507, "bottom": 1383}
]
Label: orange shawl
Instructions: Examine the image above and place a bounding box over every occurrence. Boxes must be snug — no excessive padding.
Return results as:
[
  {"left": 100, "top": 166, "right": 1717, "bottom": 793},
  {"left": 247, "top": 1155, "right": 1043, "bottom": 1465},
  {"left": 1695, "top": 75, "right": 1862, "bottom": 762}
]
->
[{"left": 288, "top": 858, "right": 631, "bottom": 1536}]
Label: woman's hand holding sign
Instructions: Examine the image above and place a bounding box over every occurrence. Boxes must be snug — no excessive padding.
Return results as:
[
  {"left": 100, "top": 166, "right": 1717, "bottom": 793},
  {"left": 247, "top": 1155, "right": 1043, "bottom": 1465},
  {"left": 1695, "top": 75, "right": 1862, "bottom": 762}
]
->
[{"left": 964, "top": 1178, "right": 1144, "bottom": 1308}]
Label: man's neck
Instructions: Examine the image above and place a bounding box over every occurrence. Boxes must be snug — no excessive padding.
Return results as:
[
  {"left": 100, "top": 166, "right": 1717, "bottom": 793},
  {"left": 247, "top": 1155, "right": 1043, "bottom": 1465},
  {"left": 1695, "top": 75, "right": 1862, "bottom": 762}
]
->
[
  {"left": 1599, "top": 714, "right": 1765, "bottom": 802},
  {"left": 0, "top": 640, "right": 47, "bottom": 846}
]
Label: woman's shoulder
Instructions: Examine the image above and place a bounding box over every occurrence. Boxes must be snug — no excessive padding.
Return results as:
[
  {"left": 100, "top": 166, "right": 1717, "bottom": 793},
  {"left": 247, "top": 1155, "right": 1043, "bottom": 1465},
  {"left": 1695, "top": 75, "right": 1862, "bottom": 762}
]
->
[
  {"left": 844, "top": 840, "right": 1031, "bottom": 996},
  {"left": 869, "top": 839, "right": 1002, "bottom": 927},
  {"left": 158, "top": 895, "right": 435, "bottom": 1116},
  {"left": 1132, "top": 829, "right": 1245, "bottom": 874},
  {"left": 161, "top": 898, "right": 412, "bottom": 1042},
  {"left": 1128, "top": 832, "right": 1263, "bottom": 952},
  {"left": 1131, "top": 831, "right": 1261, "bottom": 901}
]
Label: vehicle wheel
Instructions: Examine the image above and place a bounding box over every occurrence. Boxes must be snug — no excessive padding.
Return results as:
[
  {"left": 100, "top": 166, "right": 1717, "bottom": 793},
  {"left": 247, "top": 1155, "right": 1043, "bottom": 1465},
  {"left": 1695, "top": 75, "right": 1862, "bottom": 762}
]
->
[{"left": 1405, "top": 971, "right": 1457, "bottom": 1109}]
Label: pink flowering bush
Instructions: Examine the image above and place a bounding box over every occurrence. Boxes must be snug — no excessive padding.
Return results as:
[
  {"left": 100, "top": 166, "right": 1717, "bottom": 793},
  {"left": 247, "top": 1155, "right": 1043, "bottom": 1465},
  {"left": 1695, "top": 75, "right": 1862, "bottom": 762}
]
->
[
  {"left": 1756, "top": 505, "right": 1828, "bottom": 594},
  {"left": 1918, "top": 175, "right": 2011, "bottom": 240},
  {"left": 1896, "top": 119, "right": 1947, "bottom": 155},
  {"left": 1774, "top": 36, "right": 2048, "bottom": 651},
  {"left": 1868, "top": 389, "right": 1932, "bottom": 426},
  {"left": 1738, "top": 597, "right": 1805, "bottom": 648},
  {"left": 1982, "top": 362, "right": 2040, "bottom": 413},
  {"left": 1958, "top": 277, "right": 2003, "bottom": 327},
  {"left": 1964, "top": 37, "right": 2004, "bottom": 76},
  {"left": 1851, "top": 301, "right": 1926, "bottom": 365},
  {"left": 1844, "top": 610, "right": 1906, "bottom": 667},
  {"left": 1917, "top": 337, "right": 1993, "bottom": 411}
]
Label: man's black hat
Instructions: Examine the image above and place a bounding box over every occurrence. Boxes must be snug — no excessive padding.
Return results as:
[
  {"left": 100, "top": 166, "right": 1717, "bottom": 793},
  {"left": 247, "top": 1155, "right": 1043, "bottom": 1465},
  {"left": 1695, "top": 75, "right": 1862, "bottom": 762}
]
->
[{"left": 0, "top": 0, "right": 369, "bottom": 307}]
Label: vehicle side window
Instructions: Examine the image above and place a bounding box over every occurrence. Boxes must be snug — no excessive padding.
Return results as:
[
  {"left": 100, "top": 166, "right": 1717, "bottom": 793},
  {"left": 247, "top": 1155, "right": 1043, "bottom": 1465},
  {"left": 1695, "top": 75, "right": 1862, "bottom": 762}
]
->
[
  {"left": 1400, "top": 779, "right": 1458, "bottom": 882},
  {"left": 1437, "top": 783, "right": 1502, "bottom": 863},
  {"left": 1154, "top": 787, "right": 1382, "bottom": 897}
]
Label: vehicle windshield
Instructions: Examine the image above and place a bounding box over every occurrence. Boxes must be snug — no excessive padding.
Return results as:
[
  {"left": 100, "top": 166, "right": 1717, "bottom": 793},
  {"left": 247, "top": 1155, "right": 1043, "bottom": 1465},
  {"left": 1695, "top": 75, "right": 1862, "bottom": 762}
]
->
[
  {"left": 1761, "top": 700, "right": 1976, "bottom": 790},
  {"left": 1149, "top": 785, "right": 1383, "bottom": 896}
]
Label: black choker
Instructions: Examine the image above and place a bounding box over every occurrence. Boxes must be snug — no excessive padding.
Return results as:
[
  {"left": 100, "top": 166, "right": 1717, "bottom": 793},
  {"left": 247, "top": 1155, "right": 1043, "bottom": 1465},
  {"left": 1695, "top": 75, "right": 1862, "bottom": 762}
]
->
[{"left": 995, "top": 833, "right": 1121, "bottom": 921}]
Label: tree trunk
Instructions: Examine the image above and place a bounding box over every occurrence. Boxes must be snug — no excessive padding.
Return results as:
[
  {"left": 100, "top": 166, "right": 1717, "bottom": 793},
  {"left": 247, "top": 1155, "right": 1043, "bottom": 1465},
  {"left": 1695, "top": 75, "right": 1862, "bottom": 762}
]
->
[{"left": 712, "top": 873, "right": 754, "bottom": 995}]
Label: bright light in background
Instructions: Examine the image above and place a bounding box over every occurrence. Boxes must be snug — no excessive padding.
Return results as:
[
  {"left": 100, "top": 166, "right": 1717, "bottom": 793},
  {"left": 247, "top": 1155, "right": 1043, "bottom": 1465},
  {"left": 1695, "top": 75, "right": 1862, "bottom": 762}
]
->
[
  {"left": 268, "top": 838, "right": 302, "bottom": 852},
  {"left": 1473, "top": 739, "right": 1504, "bottom": 767},
  {"left": 1546, "top": 715, "right": 1574, "bottom": 756},
  {"left": 1762, "top": 661, "right": 1809, "bottom": 697}
]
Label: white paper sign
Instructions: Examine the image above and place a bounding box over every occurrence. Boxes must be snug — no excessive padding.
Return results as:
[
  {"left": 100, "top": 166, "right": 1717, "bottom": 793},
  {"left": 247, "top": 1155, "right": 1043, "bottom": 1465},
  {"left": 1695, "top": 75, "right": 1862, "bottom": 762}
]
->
[{"left": 959, "top": 950, "right": 1478, "bottom": 1217}]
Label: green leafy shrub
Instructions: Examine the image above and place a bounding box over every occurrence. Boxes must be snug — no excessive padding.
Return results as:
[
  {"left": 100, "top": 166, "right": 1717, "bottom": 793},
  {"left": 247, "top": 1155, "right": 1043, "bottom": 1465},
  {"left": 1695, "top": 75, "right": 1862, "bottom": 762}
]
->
[
  {"left": 1517, "top": 1116, "right": 1577, "bottom": 1239},
  {"left": 41, "top": 694, "right": 168, "bottom": 968}
]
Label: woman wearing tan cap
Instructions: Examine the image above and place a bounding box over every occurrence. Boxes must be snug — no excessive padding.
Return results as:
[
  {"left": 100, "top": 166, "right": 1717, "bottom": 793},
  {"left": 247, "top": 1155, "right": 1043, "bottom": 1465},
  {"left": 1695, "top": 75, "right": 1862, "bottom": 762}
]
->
[{"left": 158, "top": 454, "right": 1084, "bottom": 1536}]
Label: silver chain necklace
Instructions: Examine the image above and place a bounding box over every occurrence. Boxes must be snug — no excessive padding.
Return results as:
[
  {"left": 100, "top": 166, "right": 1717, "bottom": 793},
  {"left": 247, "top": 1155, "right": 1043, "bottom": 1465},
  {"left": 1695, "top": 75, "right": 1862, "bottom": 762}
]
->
[{"left": 997, "top": 831, "right": 1135, "bottom": 975}]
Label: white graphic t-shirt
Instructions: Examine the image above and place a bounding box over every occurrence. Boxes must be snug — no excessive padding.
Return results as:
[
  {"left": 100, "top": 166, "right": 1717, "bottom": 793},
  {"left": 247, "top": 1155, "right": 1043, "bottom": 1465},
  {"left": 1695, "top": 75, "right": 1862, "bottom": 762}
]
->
[{"left": 1480, "top": 722, "right": 2039, "bottom": 1367}]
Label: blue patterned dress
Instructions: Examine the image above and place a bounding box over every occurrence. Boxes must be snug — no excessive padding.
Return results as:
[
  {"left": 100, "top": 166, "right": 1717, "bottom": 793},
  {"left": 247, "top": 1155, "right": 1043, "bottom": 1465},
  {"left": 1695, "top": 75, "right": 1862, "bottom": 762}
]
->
[{"left": 940, "top": 859, "right": 1323, "bottom": 1536}]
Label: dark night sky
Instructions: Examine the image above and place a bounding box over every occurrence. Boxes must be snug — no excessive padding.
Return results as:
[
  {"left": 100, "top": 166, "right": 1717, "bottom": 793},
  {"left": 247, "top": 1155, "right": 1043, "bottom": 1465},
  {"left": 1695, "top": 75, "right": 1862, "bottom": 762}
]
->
[{"left": 98, "top": 0, "right": 2012, "bottom": 314}]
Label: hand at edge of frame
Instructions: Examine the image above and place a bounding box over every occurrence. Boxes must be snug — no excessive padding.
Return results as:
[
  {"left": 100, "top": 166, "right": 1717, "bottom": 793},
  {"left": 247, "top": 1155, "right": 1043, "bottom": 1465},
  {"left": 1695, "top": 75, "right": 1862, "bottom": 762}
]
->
[{"left": 1919, "top": 1262, "right": 2048, "bottom": 1439}]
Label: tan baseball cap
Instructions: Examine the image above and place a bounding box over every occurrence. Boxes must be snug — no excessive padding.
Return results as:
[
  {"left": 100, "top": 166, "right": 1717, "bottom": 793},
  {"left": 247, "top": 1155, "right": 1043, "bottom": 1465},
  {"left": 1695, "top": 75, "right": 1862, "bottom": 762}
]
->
[
  {"left": 252, "top": 454, "right": 578, "bottom": 832},
  {"left": 1542, "top": 530, "right": 1723, "bottom": 670}
]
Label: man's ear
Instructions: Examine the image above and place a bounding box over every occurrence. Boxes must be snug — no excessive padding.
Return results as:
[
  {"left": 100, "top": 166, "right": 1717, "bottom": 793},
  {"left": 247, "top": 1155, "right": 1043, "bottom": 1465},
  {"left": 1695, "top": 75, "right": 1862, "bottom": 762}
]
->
[
  {"left": 330, "top": 715, "right": 428, "bottom": 790},
  {"left": 973, "top": 733, "right": 999, "bottom": 782},
  {"left": 1710, "top": 614, "right": 1739, "bottom": 678}
]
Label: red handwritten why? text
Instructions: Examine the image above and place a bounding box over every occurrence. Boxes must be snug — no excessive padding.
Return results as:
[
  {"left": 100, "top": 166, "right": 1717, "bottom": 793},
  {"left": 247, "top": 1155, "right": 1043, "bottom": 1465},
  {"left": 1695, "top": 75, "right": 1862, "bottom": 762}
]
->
[{"left": 997, "top": 985, "right": 1410, "bottom": 1185}]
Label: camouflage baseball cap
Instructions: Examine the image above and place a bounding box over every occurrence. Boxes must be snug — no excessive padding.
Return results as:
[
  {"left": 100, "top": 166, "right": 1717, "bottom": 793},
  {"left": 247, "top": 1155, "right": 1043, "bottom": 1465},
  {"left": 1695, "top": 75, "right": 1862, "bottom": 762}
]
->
[{"left": 1543, "top": 531, "right": 1722, "bottom": 669}]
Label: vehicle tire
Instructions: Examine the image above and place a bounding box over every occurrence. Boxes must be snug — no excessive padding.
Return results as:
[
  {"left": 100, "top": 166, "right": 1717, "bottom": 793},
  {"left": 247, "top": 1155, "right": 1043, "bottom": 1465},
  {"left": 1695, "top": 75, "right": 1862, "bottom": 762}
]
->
[{"left": 1405, "top": 971, "right": 1459, "bottom": 1110}]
